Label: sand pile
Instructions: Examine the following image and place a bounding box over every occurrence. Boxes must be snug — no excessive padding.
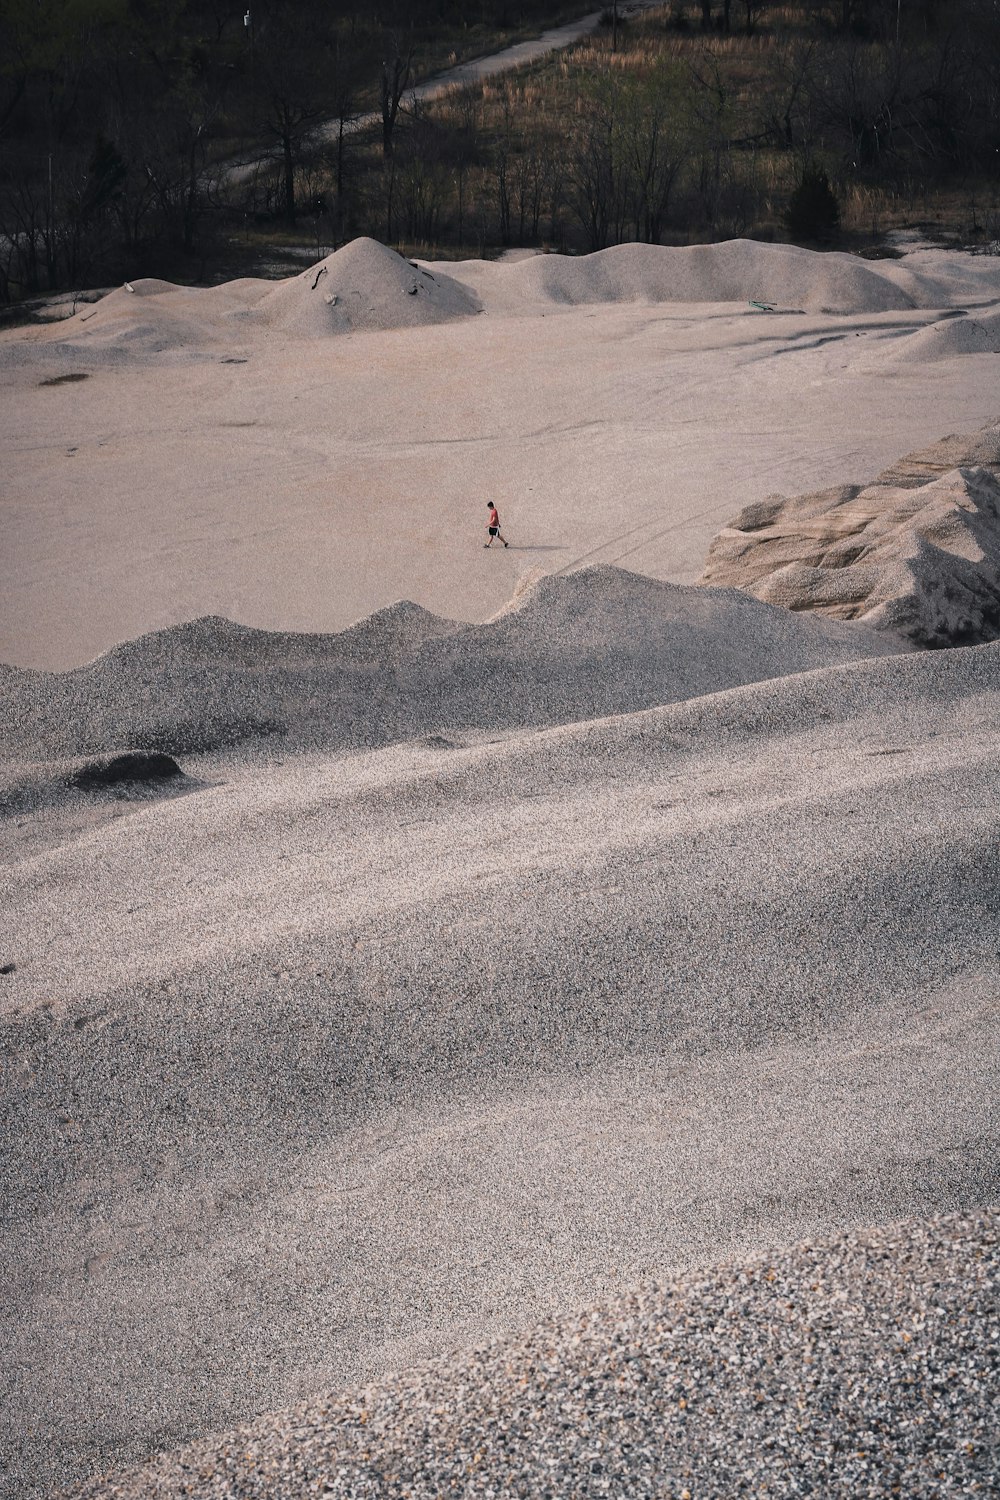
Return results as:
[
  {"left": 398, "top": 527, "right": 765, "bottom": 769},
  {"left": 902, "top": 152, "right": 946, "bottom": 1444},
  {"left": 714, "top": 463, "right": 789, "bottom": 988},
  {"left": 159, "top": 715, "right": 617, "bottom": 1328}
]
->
[
  {"left": 410, "top": 565, "right": 907, "bottom": 734},
  {"left": 867, "top": 305, "right": 1000, "bottom": 364},
  {"left": 0, "top": 238, "right": 484, "bottom": 363},
  {"left": 0, "top": 567, "right": 904, "bottom": 768},
  {"left": 65, "top": 1207, "right": 998, "bottom": 1499},
  {"left": 259, "top": 238, "right": 481, "bottom": 336},
  {"left": 20, "top": 277, "right": 273, "bottom": 360},
  {"left": 701, "top": 426, "right": 1000, "bottom": 646},
  {"left": 4, "top": 237, "right": 999, "bottom": 377},
  {"left": 874, "top": 243, "right": 1000, "bottom": 308},
  {"left": 450, "top": 238, "right": 917, "bottom": 314},
  {"left": 3, "top": 635, "right": 999, "bottom": 1495},
  {"left": 872, "top": 420, "right": 1000, "bottom": 488},
  {"left": 26, "top": 280, "right": 210, "bottom": 360}
]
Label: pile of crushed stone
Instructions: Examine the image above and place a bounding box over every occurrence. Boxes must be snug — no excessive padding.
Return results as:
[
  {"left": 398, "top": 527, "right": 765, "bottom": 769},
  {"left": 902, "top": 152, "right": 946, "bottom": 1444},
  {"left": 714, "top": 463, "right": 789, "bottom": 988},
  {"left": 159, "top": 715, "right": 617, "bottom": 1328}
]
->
[
  {"left": 518, "top": 238, "right": 916, "bottom": 312},
  {"left": 439, "top": 236, "right": 1000, "bottom": 319},
  {"left": 5, "top": 639, "right": 997, "bottom": 1494},
  {"left": 2, "top": 239, "right": 479, "bottom": 362},
  {"left": 65, "top": 1207, "right": 998, "bottom": 1499},
  {"left": 0, "top": 566, "right": 904, "bottom": 766},
  {"left": 12, "top": 237, "right": 1000, "bottom": 366},
  {"left": 20, "top": 276, "right": 272, "bottom": 360}
]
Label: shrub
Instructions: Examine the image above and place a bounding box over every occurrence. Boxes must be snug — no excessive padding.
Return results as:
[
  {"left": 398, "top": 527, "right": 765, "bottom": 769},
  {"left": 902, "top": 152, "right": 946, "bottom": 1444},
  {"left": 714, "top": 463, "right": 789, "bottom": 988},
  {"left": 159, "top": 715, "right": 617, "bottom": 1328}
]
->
[{"left": 785, "top": 167, "right": 841, "bottom": 242}]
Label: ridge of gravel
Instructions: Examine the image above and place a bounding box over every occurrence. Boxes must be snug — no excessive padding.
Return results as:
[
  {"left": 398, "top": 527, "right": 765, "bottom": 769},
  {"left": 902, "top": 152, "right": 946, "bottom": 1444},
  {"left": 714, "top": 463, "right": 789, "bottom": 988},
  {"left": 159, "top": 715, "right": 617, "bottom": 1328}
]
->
[
  {"left": 0, "top": 565, "right": 904, "bottom": 767},
  {"left": 65, "top": 1206, "right": 999, "bottom": 1500}
]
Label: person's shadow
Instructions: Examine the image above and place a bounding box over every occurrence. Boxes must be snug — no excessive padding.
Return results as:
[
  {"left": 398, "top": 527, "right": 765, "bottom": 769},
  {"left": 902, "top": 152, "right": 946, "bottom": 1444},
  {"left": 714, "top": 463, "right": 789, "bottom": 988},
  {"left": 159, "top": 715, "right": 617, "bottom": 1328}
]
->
[{"left": 501, "top": 544, "right": 567, "bottom": 551}]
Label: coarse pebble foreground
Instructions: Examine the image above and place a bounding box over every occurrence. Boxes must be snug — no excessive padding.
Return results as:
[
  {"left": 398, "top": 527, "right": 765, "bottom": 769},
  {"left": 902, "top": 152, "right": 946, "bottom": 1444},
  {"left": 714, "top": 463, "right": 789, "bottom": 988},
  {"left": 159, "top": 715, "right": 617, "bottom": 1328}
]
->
[
  {"left": 4, "top": 631, "right": 999, "bottom": 1497},
  {"left": 65, "top": 1207, "right": 999, "bottom": 1500}
]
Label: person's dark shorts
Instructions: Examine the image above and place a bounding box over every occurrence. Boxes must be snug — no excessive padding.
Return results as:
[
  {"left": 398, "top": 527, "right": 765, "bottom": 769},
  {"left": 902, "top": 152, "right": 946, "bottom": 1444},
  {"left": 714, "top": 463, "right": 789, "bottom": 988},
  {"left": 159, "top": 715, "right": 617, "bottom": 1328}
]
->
[{"left": 488, "top": 525, "right": 499, "bottom": 536}]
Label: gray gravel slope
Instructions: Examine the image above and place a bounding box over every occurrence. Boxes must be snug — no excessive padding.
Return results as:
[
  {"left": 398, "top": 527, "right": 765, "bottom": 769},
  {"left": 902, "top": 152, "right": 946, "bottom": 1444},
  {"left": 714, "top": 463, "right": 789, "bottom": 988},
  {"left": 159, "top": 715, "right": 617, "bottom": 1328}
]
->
[
  {"left": 2, "top": 639, "right": 998, "bottom": 1496},
  {"left": 0, "top": 566, "right": 905, "bottom": 765}
]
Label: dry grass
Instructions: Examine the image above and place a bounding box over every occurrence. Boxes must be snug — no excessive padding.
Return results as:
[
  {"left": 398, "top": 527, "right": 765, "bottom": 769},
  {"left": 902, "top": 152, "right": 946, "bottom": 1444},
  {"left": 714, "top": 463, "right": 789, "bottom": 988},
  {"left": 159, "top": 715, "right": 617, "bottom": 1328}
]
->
[{"left": 284, "top": 0, "right": 998, "bottom": 261}]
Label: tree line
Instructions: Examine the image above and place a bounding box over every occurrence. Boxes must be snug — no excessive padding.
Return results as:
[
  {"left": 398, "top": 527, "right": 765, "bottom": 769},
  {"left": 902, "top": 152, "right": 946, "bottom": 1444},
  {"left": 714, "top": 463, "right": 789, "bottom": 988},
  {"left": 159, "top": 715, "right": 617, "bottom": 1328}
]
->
[
  {"left": 2, "top": 0, "right": 999, "bottom": 301},
  {"left": 368, "top": 0, "right": 1000, "bottom": 256},
  {"left": 0, "top": 0, "right": 579, "bottom": 297}
]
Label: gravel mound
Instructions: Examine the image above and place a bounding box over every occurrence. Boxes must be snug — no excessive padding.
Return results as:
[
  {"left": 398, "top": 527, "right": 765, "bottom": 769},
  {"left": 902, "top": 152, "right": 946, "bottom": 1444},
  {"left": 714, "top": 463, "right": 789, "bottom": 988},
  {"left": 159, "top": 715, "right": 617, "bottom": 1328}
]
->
[
  {"left": 413, "top": 565, "right": 906, "bottom": 734},
  {"left": 0, "top": 566, "right": 903, "bottom": 764},
  {"left": 874, "top": 244, "right": 1000, "bottom": 307},
  {"left": 0, "top": 602, "right": 456, "bottom": 761},
  {"left": 5, "top": 240, "right": 998, "bottom": 376},
  {"left": 64, "top": 1207, "right": 999, "bottom": 1499},
  {"left": 40, "top": 282, "right": 212, "bottom": 357},
  {"left": 4, "top": 277, "right": 273, "bottom": 362},
  {"left": 259, "top": 239, "right": 481, "bottom": 336}
]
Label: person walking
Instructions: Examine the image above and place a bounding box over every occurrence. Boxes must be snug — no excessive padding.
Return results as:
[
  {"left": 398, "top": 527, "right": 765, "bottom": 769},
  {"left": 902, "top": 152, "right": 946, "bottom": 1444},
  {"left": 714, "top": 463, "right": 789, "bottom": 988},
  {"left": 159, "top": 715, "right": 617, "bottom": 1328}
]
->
[{"left": 484, "top": 502, "right": 509, "bottom": 548}]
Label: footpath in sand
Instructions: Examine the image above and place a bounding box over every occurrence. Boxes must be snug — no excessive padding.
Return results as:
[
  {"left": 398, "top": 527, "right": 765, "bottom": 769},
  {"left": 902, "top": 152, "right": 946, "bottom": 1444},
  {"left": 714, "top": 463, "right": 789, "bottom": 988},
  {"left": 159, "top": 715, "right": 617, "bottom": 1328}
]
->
[{"left": 1, "top": 239, "right": 999, "bottom": 1497}]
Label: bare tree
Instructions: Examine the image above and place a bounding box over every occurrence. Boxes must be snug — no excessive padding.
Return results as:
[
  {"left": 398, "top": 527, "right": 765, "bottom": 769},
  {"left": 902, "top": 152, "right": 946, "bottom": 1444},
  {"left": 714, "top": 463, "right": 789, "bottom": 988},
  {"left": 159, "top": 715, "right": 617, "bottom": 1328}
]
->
[
  {"left": 812, "top": 39, "right": 905, "bottom": 169},
  {"left": 380, "top": 31, "right": 412, "bottom": 160},
  {"left": 568, "top": 103, "right": 619, "bottom": 250},
  {"left": 565, "top": 63, "right": 691, "bottom": 251},
  {"left": 619, "top": 65, "right": 689, "bottom": 242},
  {"left": 686, "top": 50, "right": 737, "bottom": 230},
  {"left": 762, "top": 39, "right": 819, "bottom": 151},
  {"left": 744, "top": 0, "right": 766, "bottom": 36},
  {"left": 440, "top": 84, "right": 481, "bottom": 245}
]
